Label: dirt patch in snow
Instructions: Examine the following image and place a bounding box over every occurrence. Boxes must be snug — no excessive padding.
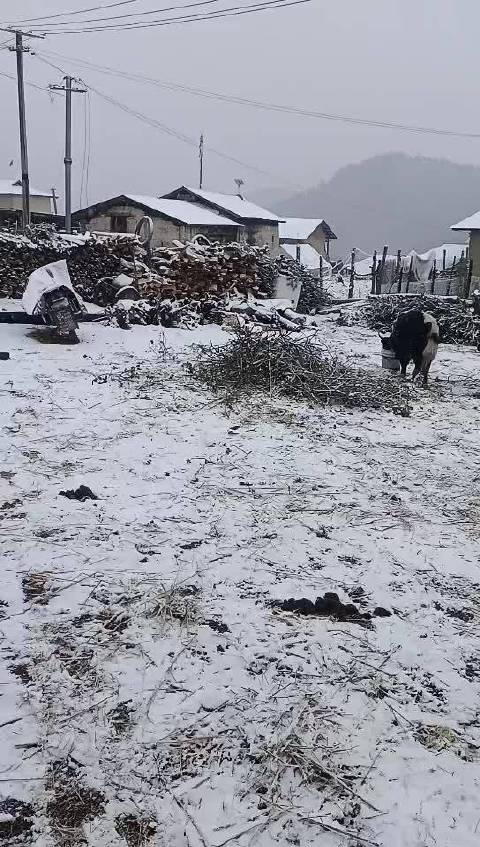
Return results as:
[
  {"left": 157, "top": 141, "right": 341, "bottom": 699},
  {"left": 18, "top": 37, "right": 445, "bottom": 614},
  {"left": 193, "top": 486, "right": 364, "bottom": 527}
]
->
[
  {"left": 115, "top": 814, "right": 157, "bottom": 847},
  {"left": 0, "top": 799, "right": 35, "bottom": 843},
  {"left": 46, "top": 760, "right": 105, "bottom": 845},
  {"left": 22, "top": 571, "right": 52, "bottom": 604}
]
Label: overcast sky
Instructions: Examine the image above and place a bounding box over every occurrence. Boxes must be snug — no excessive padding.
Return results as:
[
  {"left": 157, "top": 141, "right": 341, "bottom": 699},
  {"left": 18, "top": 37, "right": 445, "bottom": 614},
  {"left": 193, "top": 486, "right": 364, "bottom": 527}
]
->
[{"left": 1, "top": 0, "right": 479, "bottom": 210}]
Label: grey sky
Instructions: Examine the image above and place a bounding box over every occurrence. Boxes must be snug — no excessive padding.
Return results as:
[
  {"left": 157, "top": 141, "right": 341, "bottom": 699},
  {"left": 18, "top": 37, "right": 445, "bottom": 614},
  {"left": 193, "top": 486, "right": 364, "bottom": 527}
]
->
[{"left": 1, "top": 0, "right": 479, "bottom": 210}]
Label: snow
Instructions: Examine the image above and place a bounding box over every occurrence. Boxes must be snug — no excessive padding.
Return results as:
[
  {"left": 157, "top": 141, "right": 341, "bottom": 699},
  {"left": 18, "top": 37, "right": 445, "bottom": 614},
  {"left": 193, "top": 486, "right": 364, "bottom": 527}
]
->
[
  {"left": 0, "top": 179, "right": 52, "bottom": 198},
  {"left": 282, "top": 242, "right": 330, "bottom": 271},
  {"left": 1, "top": 314, "right": 480, "bottom": 846},
  {"left": 279, "top": 218, "right": 326, "bottom": 241},
  {"left": 173, "top": 187, "right": 284, "bottom": 222},
  {"left": 451, "top": 210, "right": 480, "bottom": 231},
  {"left": 124, "top": 195, "right": 244, "bottom": 227}
]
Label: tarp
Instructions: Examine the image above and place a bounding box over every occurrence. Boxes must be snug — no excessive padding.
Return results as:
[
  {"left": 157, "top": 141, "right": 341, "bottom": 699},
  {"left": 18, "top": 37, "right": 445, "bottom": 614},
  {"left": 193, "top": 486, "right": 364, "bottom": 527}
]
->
[{"left": 22, "top": 259, "right": 83, "bottom": 315}]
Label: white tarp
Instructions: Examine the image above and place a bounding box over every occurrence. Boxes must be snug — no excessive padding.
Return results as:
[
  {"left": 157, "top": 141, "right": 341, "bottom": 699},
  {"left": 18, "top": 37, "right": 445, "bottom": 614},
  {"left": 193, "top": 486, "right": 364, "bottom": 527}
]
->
[{"left": 22, "top": 259, "right": 83, "bottom": 315}]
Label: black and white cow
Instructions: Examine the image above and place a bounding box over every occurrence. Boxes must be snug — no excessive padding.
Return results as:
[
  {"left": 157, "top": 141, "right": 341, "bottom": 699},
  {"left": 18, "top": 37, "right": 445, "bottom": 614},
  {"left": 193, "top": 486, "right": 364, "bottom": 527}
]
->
[{"left": 381, "top": 308, "right": 439, "bottom": 385}]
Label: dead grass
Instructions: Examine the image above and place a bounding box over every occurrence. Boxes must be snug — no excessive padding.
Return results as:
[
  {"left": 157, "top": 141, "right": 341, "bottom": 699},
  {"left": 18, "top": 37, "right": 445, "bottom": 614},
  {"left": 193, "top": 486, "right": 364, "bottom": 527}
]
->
[
  {"left": 46, "top": 760, "right": 105, "bottom": 846},
  {"left": 22, "top": 571, "right": 52, "bottom": 604},
  {"left": 115, "top": 814, "right": 157, "bottom": 847}
]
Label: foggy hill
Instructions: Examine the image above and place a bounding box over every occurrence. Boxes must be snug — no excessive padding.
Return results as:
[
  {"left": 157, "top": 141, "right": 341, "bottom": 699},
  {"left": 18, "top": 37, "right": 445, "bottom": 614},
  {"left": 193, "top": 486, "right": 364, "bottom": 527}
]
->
[{"left": 252, "top": 154, "right": 476, "bottom": 259}]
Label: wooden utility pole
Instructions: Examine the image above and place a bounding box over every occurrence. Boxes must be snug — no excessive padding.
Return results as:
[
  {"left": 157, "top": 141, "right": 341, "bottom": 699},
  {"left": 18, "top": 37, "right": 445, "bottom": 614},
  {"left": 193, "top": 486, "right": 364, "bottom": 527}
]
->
[
  {"left": 50, "top": 76, "right": 86, "bottom": 233},
  {"left": 199, "top": 133, "right": 204, "bottom": 189},
  {"left": 9, "top": 32, "right": 42, "bottom": 228}
]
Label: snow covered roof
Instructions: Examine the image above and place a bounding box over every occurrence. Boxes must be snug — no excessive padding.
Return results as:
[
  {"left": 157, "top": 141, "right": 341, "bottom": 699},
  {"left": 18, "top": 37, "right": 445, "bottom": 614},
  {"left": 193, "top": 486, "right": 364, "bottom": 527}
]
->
[
  {"left": 0, "top": 179, "right": 52, "bottom": 198},
  {"left": 279, "top": 217, "right": 337, "bottom": 241},
  {"left": 282, "top": 243, "right": 331, "bottom": 271},
  {"left": 163, "top": 186, "right": 283, "bottom": 222},
  {"left": 124, "top": 195, "right": 242, "bottom": 227},
  {"left": 74, "top": 195, "right": 242, "bottom": 227},
  {"left": 451, "top": 211, "right": 480, "bottom": 231}
]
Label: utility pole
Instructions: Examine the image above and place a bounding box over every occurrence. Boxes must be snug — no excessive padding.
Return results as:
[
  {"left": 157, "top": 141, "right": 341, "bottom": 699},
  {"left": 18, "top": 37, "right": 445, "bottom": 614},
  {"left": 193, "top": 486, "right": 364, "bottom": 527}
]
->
[
  {"left": 50, "top": 76, "right": 86, "bottom": 233},
  {"left": 199, "top": 133, "right": 204, "bottom": 189},
  {"left": 8, "top": 31, "right": 44, "bottom": 229}
]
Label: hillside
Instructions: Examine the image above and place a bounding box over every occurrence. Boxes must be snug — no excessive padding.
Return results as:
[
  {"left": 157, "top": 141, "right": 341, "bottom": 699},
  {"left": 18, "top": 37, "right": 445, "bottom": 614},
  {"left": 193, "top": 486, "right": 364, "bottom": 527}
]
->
[{"left": 254, "top": 154, "right": 476, "bottom": 259}]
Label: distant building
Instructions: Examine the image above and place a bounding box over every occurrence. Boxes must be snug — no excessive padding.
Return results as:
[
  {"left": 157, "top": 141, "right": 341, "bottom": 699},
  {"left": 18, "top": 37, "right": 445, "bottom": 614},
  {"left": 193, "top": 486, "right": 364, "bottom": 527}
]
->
[
  {"left": 0, "top": 179, "right": 53, "bottom": 214},
  {"left": 72, "top": 194, "right": 243, "bottom": 246},
  {"left": 279, "top": 217, "right": 337, "bottom": 264},
  {"left": 162, "top": 186, "right": 283, "bottom": 253},
  {"left": 451, "top": 212, "right": 479, "bottom": 273}
]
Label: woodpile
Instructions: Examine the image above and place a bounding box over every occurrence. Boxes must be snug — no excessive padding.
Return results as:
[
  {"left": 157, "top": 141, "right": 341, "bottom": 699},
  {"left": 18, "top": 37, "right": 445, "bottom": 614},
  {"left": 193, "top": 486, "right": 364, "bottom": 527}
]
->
[
  {"left": 339, "top": 294, "right": 480, "bottom": 346},
  {"left": 0, "top": 226, "right": 330, "bottom": 318},
  {"left": 0, "top": 227, "right": 133, "bottom": 300}
]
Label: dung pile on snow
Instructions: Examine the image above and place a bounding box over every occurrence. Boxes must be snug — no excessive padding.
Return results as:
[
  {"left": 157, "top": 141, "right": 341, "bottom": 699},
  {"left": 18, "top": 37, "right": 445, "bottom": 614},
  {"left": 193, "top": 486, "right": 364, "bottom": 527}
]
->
[
  {"left": 340, "top": 294, "right": 480, "bottom": 346},
  {"left": 190, "top": 326, "right": 413, "bottom": 412}
]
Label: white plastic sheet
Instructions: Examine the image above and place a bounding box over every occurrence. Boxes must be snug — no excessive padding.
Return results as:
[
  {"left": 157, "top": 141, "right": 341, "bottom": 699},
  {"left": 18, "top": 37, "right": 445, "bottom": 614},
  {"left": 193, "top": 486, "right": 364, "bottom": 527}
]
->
[{"left": 22, "top": 259, "right": 83, "bottom": 315}]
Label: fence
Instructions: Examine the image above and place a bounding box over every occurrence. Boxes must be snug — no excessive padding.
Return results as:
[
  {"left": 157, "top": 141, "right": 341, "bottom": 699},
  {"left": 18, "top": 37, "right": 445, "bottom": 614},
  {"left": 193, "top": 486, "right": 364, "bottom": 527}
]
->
[{"left": 345, "top": 246, "right": 474, "bottom": 300}]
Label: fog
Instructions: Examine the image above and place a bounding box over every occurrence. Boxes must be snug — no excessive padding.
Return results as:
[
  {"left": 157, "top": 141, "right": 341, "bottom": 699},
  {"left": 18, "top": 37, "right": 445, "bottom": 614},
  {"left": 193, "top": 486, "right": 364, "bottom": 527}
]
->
[{"left": 1, "top": 0, "right": 479, "bottom": 210}]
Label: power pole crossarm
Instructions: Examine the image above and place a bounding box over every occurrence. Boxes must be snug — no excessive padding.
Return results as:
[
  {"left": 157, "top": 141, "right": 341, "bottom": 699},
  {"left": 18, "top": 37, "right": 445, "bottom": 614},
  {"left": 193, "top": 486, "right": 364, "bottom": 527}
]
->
[{"left": 50, "top": 77, "right": 86, "bottom": 233}]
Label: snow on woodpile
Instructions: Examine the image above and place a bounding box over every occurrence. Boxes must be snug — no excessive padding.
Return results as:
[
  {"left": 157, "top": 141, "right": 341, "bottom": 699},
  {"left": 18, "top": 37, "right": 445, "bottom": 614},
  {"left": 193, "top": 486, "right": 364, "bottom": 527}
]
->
[{"left": 339, "top": 294, "right": 480, "bottom": 346}]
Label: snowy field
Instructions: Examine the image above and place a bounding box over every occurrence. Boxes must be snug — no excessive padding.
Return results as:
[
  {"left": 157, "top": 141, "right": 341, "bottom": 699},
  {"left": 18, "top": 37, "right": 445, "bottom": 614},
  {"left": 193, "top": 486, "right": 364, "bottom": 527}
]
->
[{"left": 1, "top": 313, "right": 480, "bottom": 847}]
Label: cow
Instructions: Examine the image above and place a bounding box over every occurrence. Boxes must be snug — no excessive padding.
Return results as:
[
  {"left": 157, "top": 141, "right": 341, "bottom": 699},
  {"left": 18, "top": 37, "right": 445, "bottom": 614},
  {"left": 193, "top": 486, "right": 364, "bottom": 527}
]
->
[{"left": 381, "top": 308, "right": 439, "bottom": 386}]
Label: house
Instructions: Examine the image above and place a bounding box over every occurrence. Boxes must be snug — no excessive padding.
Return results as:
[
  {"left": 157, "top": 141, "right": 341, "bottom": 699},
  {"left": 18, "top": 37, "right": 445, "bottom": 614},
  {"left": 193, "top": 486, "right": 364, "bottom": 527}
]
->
[
  {"left": 0, "top": 179, "right": 53, "bottom": 214},
  {"left": 162, "top": 186, "right": 283, "bottom": 253},
  {"left": 451, "top": 212, "right": 479, "bottom": 273},
  {"left": 279, "top": 217, "right": 337, "bottom": 263},
  {"left": 72, "top": 194, "right": 243, "bottom": 247}
]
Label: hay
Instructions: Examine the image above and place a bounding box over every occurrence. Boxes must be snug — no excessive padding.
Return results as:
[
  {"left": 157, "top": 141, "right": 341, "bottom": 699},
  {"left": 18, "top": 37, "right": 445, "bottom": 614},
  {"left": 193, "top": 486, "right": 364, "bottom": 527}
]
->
[{"left": 190, "top": 327, "right": 412, "bottom": 413}]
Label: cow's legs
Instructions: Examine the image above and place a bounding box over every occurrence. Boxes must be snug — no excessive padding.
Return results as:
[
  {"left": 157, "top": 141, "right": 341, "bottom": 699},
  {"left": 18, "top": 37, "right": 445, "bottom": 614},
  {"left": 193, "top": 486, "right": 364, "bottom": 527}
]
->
[{"left": 412, "top": 353, "right": 423, "bottom": 381}]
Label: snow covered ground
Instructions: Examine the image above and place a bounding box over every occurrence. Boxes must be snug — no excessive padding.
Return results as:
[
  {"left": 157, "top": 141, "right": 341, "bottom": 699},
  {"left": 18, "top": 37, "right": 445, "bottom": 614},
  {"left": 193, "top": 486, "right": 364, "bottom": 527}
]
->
[{"left": 1, "top": 313, "right": 480, "bottom": 847}]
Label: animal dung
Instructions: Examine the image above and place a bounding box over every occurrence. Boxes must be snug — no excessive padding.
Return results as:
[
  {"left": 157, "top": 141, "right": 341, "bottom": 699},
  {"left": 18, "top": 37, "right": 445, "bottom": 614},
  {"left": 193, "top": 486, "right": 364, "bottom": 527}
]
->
[
  {"left": 274, "top": 591, "right": 392, "bottom": 624},
  {"left": 59, "top": 485, "right": 98, "bottom": 502}
]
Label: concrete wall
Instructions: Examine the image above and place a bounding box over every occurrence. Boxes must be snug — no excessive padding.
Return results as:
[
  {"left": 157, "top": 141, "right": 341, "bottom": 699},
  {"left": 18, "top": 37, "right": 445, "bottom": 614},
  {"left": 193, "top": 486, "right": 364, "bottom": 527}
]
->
[
  {"left": 0, "top": 194, "right": 52, "bottom": 214},
  {"left": 245, "top": 222, "right": 280, "bottom": 253},
  {"left": 469, "top": 231, "right": 480, "bottom": 277},
  {"left": 82, "top": 205, "right": 240, "bottom": 247},
  {"left": 307, "top": 228, "right": 328, "bottom": 258}
]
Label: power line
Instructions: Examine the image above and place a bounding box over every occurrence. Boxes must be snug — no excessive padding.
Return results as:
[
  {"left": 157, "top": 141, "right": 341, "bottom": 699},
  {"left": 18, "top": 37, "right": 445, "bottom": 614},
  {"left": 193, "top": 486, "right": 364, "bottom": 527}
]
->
[
  {"left": 39, "top": 48, "right": 480, "bottom": 141},
  {"left": 18, "top": 0, "right": 228, "bottom": 28},
  {"left": 24, "top": 0, "right": 313, "bottom": 34},
  {"left": 6, "top": 1, "right": 143, "bottom": 26},
  {"left": 33, "top": 52, "right": 299, "bottom": 185},
  {"left": 0, "top": 68, "right": 49, "bottom": 92}
]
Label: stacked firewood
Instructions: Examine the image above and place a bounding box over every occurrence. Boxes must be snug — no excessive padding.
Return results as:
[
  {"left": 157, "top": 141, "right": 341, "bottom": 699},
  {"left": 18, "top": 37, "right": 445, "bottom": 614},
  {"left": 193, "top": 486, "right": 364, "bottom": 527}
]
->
[
  {"left": 0, "top": 226, "right": 330, "bottom": 315},
  {"left": 0, "top": 227, "right": 134, "bottom": 299}
]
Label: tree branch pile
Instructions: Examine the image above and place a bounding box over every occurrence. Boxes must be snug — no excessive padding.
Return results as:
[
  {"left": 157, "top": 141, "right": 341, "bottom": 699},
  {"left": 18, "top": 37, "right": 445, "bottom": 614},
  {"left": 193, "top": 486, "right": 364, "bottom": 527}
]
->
[
  {"left": 189, "top": 326, "right": 413, "bottom": 412},
  {"left": 339, "top": 294, "right": 480, "bottom": 346}
]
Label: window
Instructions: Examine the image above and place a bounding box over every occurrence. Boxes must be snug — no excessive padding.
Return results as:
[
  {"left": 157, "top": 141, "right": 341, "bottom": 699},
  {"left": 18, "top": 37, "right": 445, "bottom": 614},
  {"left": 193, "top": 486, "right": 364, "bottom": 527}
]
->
[{"left": 110, "top": 215, "right": 127, "bottom": 233}]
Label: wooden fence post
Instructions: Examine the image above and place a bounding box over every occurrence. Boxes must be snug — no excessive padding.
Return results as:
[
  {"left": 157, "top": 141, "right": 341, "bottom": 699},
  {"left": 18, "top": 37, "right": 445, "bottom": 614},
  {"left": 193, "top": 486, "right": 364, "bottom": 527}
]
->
[
  {"left": 467, "top": 258, "right": 473, "bottom": 298},
  {"left": 371, "top": 250, "right": 377, "bottom": 295},
  {"left": 396, "top": 249, "right": 402, "bottom": 293},
  {"left": 319, "top": 254, "right": 323, "bottom": 294},
  {"left": 442, "top": 248, "right": 446, "bottom": 272},
  {"left": 377, "top": 245, "right": 388, "bottom": 294},
  {"left": 348, "top": 248, "right": 356, "bottom": 299},
  {"left": 296, "top": 244, "right": 301, "bottom": 264},
  {"left": 446, "top": 255, "right": 456, "bottom": 297},
  {"left": 405, "top": 255, "right": 413, "bottom": 294},
  {"left": 430, "top": 258, "right": 437, "bottom": 294}
]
